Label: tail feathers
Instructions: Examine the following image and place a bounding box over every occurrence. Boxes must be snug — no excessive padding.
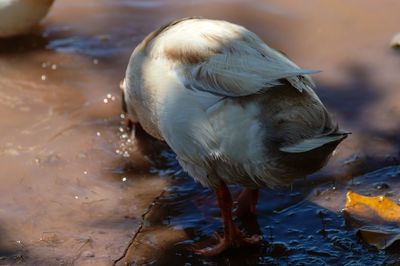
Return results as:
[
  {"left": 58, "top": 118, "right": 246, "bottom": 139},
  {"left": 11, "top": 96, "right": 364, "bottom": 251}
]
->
[{"left": 280, "top": 131, "right": 350, "bottom": 153}]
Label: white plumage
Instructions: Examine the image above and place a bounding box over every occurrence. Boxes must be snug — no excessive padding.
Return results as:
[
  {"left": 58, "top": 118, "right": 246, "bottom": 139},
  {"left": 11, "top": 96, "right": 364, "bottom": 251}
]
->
[
  {"left": 123, "top": 17, "right": 347, "bottom": 187},
  {"left": 122, "top": 17, "right": 348, "bottom": 255},
  {"left": 0, "top": 0, "right": 54, "bottom": 38}
]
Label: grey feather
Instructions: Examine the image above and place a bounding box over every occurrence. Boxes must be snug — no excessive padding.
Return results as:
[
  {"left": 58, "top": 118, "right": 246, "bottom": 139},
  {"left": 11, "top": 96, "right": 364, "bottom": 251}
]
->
[
  {"left": 280, "top": 133, "right": 349, "bottom": 153},
  {"left": 189, "top": 55, "right": 320, "bottom": 97}
]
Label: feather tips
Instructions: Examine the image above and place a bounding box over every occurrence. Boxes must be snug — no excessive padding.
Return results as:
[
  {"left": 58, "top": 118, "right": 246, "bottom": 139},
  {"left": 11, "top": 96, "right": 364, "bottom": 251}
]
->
[{"left": 280, "top": 133, "right": 350, "bottom": 153}]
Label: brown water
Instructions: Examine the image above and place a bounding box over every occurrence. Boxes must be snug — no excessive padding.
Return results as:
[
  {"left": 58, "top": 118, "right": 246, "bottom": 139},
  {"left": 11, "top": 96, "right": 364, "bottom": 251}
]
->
[{"left": 0, "top": 0, "right": 400, "bottom": 265}]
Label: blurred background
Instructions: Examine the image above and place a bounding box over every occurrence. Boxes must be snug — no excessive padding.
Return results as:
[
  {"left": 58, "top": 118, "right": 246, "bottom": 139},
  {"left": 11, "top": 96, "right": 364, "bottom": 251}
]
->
[{"left": 0, "top": 0, "right": 399, "bottom": 265}]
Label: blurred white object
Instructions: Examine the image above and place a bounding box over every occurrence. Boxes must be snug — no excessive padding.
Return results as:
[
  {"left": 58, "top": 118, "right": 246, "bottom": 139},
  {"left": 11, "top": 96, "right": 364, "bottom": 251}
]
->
[
  {"left": 0, "top": 0, "right": 54, "bottom": 38},
  {"left": 391, "top": 33, "right": 400, "bottom": 48}
]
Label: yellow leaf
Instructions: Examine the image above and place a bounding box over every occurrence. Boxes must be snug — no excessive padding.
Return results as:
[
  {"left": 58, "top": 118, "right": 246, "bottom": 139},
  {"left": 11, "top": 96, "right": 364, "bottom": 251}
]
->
[
  {"left": 344, "top": 191, "right": 400, "bottom": 249},
  {"left": 344, "top": 191, "right": 400, "bottom": 224}
]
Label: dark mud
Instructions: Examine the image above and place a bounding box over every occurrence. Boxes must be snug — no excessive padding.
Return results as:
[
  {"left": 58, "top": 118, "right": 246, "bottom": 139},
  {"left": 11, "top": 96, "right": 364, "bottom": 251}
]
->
[{"left": 118, "top": 150, "right": 400, "bottom": 265}]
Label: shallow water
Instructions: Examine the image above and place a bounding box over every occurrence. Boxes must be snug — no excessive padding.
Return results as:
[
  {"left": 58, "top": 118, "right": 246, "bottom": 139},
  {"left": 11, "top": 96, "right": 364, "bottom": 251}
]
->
[
  {"left": 0, "top": 0, "right": 400, "bottom": 265},
  {"left": 135, "top": 152, "right": 399, "bottom": 265}
]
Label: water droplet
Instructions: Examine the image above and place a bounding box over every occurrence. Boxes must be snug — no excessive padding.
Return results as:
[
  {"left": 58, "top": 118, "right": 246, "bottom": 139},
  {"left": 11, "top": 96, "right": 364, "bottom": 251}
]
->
[
  {"left": 122, "top": 177, "right": 127, "bottom": 182},
  {"left": 74, "top": 195, "right": 79, "bottom": 199},
  {"left": 103, "top": 98, "right": 109, "bottom": 103},
  {"left": 107, "top": 93, "right": 112, "bottom": 99},
  {"left": 119, "top": 127, "right": 124, "bottom": 132},
  {"left": 41, "top": 62, "right": 48, "bottom": 68},
  {"left": 96, "top": 132, "right": 101, "bottom": 137},
  {"left": 123, "top": 151, "right": 130, "bottom": 157},
  {"left": 111, "top": 96, "right": 116, "bottom": 101},
  {"left": 41, "top": 75, "right": 47, "bottom": 81},
  {"left": 120, "top": 114, "right": 126, "bottom": 119},
  {"left": 83, "top": 171, "right": 88, "bottom": 175}
]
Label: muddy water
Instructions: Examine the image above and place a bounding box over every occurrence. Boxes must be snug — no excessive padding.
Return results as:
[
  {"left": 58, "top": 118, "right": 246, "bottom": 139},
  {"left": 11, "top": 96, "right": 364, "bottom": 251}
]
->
[
  {"left": 0, "top": 0, "right": 400, "bottom": 265},
  {"left": 0, "top": 1, "right": 170, "bottom": 265}
]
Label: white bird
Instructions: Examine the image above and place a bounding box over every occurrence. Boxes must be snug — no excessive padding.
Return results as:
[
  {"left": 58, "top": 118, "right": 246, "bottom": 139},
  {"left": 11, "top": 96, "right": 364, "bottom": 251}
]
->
[
  {"left": 0, "top": 0, "right": 54, "bottom": 38},
  {"left": 122, "top": 17, "right": 349, "bottom": 256}
]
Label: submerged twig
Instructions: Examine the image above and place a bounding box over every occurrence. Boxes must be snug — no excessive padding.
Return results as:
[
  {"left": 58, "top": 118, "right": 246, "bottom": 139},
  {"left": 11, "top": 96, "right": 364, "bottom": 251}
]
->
[{"left": 113, "top": 189, "right": 166, "bottom": 265}]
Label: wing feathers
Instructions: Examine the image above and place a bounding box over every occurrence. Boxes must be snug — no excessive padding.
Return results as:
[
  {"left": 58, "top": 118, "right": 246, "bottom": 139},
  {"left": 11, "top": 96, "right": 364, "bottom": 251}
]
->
[
  {"left": 188, "top": 54, "right": 320, "bottom": 97},
  {"left": 181, "top": 35, "right": 319, "bottom": 97},
  {"left": 155, "top": 18, "right": 320, "bottom": 98}
]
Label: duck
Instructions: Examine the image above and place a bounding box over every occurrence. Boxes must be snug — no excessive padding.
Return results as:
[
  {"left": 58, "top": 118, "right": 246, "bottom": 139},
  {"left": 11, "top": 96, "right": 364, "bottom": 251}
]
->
[
  {"left": 0, "top": 0, "right": 54, "bottom": 38},
  {"left": 121, "top": 17, "right": 349, "bottom": 256}
]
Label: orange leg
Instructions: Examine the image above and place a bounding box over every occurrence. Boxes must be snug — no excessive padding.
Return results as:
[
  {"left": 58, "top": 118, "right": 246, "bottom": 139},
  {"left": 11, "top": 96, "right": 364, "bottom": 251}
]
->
[
  {"left": 234, "top": 188, "right": 259, "bottom": 217},
  {"left": 194, "top": 183, "right": 261, "bottom": 256}
]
